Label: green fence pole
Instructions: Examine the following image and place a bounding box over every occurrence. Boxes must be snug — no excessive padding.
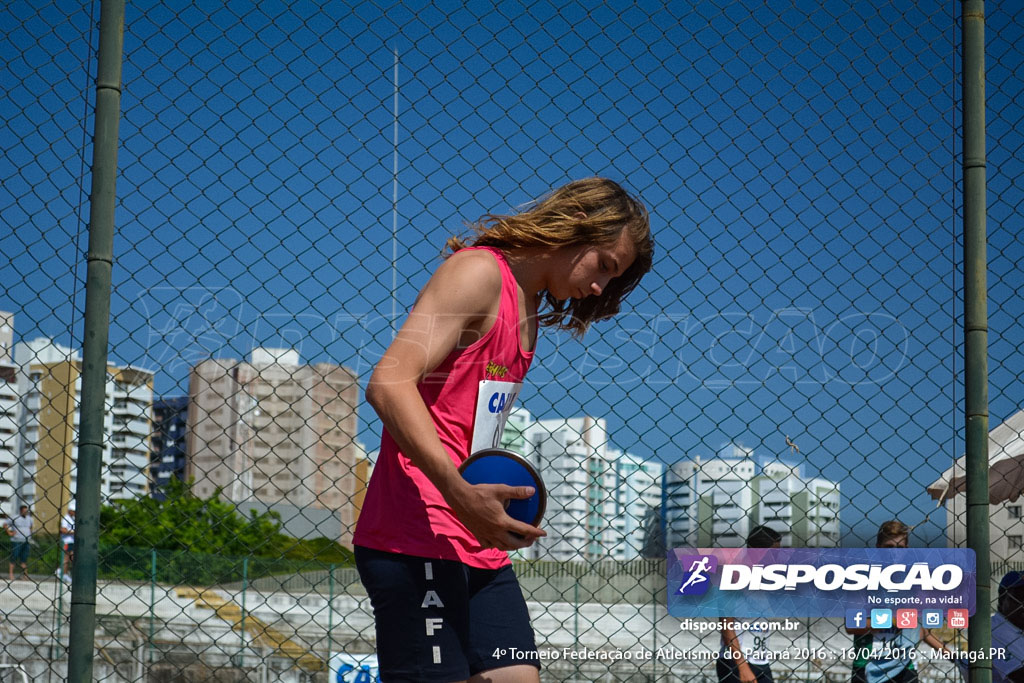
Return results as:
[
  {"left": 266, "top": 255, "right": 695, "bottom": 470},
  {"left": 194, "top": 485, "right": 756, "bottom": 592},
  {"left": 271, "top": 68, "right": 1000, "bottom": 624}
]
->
[
  {"left": 327, "top": 564, "right": 335, "bottom": 666},
  {"left": 651, "top": 580, "right": 656, "bottom": 657},
  {"left": 962, "top": 1, "right": 991, "bottom": 682},
  {"left": 67, "top": 1, "right": 126, "bottom": 682},
  {"left": 240, "top": 557, "right": 248, "bottom": 668},
  {"left": 573, "top": 580, "right": 579, "bottom": 678},
  {"left": 52, "top": 557, "right": 65, "bottom": 683},
  {"left": 149, "top": 549, "right": 156, "bottom": 664},
  {"left": 573, "top": 580, "right": 579, "bottom": 643},
  {"left": 805, "top": 618, "right": 812, "bottom": 680}
]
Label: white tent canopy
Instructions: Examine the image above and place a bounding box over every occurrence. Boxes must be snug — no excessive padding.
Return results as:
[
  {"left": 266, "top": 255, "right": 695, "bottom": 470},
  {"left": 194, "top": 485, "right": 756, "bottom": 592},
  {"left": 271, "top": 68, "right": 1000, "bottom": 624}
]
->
[{"left": 927, "top": 408, "right": 1024, "bottom": 505}]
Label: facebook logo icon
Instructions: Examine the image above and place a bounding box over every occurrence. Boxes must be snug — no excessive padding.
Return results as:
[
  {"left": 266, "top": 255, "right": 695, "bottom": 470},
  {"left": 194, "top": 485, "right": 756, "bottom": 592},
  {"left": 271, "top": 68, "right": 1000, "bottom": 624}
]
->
[{"left": 845, "top": 609, "right": 866, "bottom": 629}]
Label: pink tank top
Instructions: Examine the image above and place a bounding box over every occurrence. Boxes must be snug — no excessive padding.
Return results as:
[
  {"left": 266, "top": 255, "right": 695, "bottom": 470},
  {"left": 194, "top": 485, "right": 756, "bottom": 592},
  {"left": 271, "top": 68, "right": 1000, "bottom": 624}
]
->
[{"left": 353, "top": 247, "right": 535, "bottom": 569}]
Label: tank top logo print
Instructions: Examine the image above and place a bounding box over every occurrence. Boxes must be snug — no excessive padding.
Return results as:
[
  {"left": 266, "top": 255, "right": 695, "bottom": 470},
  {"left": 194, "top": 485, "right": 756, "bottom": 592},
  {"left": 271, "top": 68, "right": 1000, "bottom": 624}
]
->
[{"left": 470, "top": 379, "right": 522, "bottom": 453}]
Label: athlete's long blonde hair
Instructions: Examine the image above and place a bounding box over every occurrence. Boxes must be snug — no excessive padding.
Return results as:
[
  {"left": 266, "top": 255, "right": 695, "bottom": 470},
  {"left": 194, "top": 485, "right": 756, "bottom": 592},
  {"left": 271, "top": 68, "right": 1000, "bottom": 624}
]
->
[{"left": 446, "top": 178, "right": 653, "bottom": 337}]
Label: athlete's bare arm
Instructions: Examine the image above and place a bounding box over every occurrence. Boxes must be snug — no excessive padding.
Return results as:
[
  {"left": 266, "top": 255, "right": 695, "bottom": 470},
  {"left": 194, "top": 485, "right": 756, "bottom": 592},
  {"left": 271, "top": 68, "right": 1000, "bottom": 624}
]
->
[
  {"left": 720, "top": 618, "right": 757, "bottom": 683},
  {"left": 366, "top": 249, "right": 545, "bottom": 551}
]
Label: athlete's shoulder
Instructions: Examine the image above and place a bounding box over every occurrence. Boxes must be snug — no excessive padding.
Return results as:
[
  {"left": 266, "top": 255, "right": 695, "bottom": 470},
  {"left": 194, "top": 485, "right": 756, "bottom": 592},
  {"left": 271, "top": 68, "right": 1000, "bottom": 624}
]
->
[
  {"left": 433, "top": 248, "right": 503, "bottom": 291},
  {"left": 414, "top": 248, "right": 502, "bottom": 317},
  {"left": 444, "top": 246, "right": 502, "bottom": 272}
]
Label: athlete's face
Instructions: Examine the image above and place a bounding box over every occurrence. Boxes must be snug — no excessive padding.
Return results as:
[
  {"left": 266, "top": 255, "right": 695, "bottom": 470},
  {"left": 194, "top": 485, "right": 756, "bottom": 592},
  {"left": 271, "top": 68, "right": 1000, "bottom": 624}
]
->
[{"left": 552, "top": 228, "right": 637, "bottom": 301}]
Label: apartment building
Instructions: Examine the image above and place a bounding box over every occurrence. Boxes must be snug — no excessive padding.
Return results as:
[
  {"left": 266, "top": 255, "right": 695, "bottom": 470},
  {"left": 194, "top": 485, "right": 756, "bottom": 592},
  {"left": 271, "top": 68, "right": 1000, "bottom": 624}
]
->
[
  {"left": 610, "top": 450, "right": 663, "bottom": 561},
  {"left": 150, "top": 396, "right": 188, "bottom": 500},
  {"left": 187, "top": 348, "right": 364, "bottom": 546},
  {"left": 12, "top": 337, "right": 153, "bottom": 534},
  {"left": 663, "top": 443, "right": 840, "bottom": 549},
  {"left": 522, "top": 416, "right": 618, "bottom": 561},
  {"left": 0, "top": 312, "right": 17, "bottom": 511}
]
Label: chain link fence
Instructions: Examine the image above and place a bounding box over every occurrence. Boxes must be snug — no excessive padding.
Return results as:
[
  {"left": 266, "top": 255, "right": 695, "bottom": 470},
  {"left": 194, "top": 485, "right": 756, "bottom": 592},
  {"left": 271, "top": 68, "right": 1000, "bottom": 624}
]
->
[{"left": 2, "top": 1, "right": 1023, "bottom": 681}]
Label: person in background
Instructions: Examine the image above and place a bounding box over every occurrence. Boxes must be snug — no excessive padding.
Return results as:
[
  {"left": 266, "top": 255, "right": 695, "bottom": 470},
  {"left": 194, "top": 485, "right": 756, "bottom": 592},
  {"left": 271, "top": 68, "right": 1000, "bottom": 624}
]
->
[
  {"left": 847, "top": 520, "right": 949, "bottom": 683},
  {"left": 992, "top": 570, "right": 1024, "bottom": 683},
  {"left": 5, "top": 505, "right": 32, "bottom": 581},
  {"left": 59, "top": 505, "right": 75, "bottom": 584},
  {"left": 717, "top": 525, "right": 784, "bottom": 683}
]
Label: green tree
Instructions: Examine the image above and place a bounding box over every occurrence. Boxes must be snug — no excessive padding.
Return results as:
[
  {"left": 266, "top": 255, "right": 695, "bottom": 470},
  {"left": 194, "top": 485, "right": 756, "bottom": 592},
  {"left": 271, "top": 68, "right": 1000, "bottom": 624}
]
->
[
  {"left": 100, "top": 477, "right": 289, "bottom": 557},
  {"left": 98, "top": 478, "right": 354, "bottom": 584},
  {"left": 284, "top": 535, "right": 356, "bottom": 564}
]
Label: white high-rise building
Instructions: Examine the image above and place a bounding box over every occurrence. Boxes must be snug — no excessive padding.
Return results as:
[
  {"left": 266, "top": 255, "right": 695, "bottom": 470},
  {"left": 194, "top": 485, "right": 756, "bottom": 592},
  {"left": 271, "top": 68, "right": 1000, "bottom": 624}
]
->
[
  {"left": 13, "top": 337, "right": 82, "bottom": 516},
  {"left": 501, "top": 406, "right": 532, "bottom": 456},
  {"left": 664, "top": 443, "right": 840, "bottom": 549},
  {"left": 0, "top": 312, "right": 17, "bottom": 511},
  {"left": 523, "top": 416, "right": 618, "bottom": 561},
  {"left": 494, "top": 410, "right": 666, "bottom": 562},
  {"left": 610, "top": 450, "right": 663, "bottom": 561}
]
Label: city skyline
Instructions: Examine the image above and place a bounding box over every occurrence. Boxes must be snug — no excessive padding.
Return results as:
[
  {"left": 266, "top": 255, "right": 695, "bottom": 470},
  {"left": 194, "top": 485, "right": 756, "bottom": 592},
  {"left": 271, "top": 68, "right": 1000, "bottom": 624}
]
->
[{"left": 3, "top": 312, "right": 1021, "bottom": 560}]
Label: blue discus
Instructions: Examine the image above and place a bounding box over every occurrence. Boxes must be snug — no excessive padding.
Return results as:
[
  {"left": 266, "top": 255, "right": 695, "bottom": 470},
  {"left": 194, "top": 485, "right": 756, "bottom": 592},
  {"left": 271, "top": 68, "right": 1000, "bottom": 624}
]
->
[{"left": 458, "top": 448, "right": 546, "bottom": 527}]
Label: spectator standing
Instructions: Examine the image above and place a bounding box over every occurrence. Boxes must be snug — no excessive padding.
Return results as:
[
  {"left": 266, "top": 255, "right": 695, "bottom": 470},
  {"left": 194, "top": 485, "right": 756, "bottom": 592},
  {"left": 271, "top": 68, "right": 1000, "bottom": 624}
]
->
[
  {"left": 5, "top": 505, "right": 32, "bottom": 581},
  {"left": 59, "top": 505, "right": 75, "bottom": 584}
]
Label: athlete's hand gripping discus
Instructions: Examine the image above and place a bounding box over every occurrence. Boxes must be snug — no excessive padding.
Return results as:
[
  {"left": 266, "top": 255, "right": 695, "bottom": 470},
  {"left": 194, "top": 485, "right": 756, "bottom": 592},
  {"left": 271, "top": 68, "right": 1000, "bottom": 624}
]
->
[{"left": 457, "top": 448, "right": 546, "bottom": 527}]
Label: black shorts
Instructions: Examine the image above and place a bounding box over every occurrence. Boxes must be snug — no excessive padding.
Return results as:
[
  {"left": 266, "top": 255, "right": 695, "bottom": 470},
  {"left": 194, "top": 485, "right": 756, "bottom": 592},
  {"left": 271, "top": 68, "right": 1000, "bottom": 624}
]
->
[
  {"left": 717, "top": 658, "right": 774, "bottom": 683},
  {"left": 355, "top": 545, "right": 539, "bottom": 682},
  {"left": 851, "top": 667, "right": 918, "bottom": 683}
]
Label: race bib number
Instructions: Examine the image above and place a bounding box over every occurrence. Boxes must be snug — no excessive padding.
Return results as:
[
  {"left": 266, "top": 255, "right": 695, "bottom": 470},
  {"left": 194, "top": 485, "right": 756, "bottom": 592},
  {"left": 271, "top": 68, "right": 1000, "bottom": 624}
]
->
[
  {"left": 738, "top": 626, "right": 770, "bottom": 665},
  {"left": 470, "top": 380, "right": 522, "bottom": 453}
]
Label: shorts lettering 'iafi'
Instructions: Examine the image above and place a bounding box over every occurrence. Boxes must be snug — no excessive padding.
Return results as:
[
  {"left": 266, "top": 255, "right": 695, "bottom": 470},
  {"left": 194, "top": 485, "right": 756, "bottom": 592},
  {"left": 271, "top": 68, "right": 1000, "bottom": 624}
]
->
[{"left": 355, "top": 545, "right": 539, "bottom": 682}]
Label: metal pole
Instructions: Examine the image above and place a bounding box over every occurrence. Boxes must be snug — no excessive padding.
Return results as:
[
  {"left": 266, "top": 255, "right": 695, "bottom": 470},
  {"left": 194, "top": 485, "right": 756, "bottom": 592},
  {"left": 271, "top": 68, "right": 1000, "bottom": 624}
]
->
[
  {"left": 806, "top": 618, "right": 811, "bottom": 680},
  {"left": 573, "top": 580, "right": 579, "bottom": 643},
  {"left": 659, "top": 470, "right": 667, "bottom": 553},
  {"left": 240, "top": 556, "right": 248, "bottom": 668},
  {"left": 149, "top": 549, "right": 156, "bottom": 664},
  {"left": 651, "top": 579, "right": 657, "bottom": 657},
  {"left": 391, "top": 47, "right": 399, "bottom": 331},
  {"left": 67, "top": 1, "right": 125, "bottom": 681},
  {"left": 962, "top": 1, "right": 991, "bottom": 682},
  {"left": 327, "top": 564, "right": 335, "bottom": 665},
  {"left": 52, "top": 567, "right": 65, "bottom": 683},
  {"left": 573, "top": 580, "right": 580, "bottom": 679}
]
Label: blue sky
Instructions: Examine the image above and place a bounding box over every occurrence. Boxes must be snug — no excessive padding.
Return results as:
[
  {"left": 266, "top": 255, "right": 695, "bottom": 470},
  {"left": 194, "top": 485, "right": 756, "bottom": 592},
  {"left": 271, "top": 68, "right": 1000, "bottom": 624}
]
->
[{"left": 2, "top": 0, "right": 1022, "bottom": 546}]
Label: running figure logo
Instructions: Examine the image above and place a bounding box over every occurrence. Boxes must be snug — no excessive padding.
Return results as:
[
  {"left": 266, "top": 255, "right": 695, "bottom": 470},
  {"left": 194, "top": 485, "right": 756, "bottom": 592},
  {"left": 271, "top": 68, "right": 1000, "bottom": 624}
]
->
[{"left": 676, "top": 554, "right": 718, "bottom": 596}]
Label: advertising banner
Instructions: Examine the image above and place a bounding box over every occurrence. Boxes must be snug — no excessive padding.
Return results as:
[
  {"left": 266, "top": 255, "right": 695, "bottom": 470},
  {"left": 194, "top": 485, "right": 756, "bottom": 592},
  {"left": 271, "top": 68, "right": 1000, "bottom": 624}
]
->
[
  {"left": 329, "top": 652, "right": 380, "bottom": 683},
  {"left": 667, "top": 548, "right": 975, "bottom": 621}
]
